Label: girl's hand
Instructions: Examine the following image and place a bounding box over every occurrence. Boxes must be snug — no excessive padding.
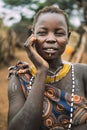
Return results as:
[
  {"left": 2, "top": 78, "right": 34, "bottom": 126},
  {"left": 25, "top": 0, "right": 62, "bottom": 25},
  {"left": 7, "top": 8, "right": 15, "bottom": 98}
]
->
[{"left": 24, "top": 34, "right": 49, "bottom": 72}]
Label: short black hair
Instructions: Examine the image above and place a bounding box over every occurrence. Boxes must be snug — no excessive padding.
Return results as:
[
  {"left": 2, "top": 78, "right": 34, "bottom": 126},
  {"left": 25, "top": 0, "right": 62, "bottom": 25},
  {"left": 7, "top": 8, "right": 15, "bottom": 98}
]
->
[{"left": 32, "top": 6, "right": 69, "bottom": 32}]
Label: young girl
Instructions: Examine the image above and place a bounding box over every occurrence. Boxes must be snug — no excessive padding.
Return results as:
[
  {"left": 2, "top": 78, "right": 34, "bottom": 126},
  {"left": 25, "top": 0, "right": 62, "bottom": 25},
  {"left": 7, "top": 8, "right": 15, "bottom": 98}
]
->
[{"left": 8, "top": 6, "right": 87, "bottom": 130}]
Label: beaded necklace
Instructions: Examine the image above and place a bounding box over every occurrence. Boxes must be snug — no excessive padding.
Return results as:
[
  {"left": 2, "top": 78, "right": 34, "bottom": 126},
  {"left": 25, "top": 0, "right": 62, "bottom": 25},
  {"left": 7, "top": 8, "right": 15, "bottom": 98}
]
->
[
  {"left": 48, "top": 65, "right": 63, "bottom": 75},
  {"left": 30, "top": 63, "right": 71, "bottom": 84},
  {"left": 68, "top": 64, "right": 75, "bottom": 130}
]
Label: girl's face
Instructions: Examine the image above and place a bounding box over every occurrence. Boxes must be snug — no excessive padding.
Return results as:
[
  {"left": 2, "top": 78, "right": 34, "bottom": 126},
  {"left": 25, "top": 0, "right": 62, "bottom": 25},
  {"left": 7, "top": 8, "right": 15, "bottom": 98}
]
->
[{"left": 34, "top": 13, "right": 69, "bottom": 60}]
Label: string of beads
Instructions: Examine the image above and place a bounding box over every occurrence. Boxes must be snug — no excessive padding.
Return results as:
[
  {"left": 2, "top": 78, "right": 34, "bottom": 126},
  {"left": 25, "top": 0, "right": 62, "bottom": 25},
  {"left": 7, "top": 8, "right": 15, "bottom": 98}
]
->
[{"left": 68, "top": 64, "right": 75, "bottom": 130}]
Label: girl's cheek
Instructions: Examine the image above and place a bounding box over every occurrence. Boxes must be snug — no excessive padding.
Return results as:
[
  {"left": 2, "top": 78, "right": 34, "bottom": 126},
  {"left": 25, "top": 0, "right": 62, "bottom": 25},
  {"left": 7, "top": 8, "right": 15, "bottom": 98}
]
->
[
  {"left": 58, "top": 37, "right": 68, "bottom": 46},
  {"left": 36, "top": 36, "right": 45, "bottom": 43}
]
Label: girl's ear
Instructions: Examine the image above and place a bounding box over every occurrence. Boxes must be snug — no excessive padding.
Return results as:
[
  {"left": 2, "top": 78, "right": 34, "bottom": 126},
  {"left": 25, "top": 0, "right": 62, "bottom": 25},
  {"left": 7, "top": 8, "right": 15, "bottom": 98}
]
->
[
  {"left": 68, "top": 31, "right": 71, "bottom": 38},
  {"left": 28, "top": 26, "right": 34, "bottom": 36},
  {"left": 28, "top": 29, "right": 32, "bottom": 36}
]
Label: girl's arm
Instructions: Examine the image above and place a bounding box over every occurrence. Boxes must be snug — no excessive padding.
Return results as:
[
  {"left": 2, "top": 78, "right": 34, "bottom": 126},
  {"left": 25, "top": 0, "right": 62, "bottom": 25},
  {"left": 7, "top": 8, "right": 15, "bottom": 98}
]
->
[{"left": 8, "top": 35, "right": 49, "bottom": 130}]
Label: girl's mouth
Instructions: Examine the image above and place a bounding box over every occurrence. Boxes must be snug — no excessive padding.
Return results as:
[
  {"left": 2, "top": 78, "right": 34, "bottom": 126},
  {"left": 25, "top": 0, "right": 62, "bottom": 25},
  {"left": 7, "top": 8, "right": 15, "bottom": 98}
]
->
[{"left": 43, "top": 48, "right": 58, "bottom": 54}]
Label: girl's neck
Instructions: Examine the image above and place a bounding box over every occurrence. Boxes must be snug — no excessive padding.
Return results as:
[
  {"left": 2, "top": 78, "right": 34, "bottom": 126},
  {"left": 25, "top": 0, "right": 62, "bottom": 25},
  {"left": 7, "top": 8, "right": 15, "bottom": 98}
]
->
[{"left": 47, "top": 58, "right": 63, "bottom": 72}]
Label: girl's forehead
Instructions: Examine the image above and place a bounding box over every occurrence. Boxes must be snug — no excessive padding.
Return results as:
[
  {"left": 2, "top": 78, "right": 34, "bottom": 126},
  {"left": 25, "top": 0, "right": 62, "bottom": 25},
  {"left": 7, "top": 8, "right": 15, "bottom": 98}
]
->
[
  {"left": 35, "top": 13, "right": 67, "bottom": 29},
  {"left": 37, "top": 12, "right": 65, "bottom": 22}
]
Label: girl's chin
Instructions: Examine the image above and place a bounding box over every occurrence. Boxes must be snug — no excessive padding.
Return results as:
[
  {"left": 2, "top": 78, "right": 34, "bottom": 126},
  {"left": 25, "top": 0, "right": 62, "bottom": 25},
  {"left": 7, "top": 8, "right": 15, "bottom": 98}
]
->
[{"left": 44, "top": 55, "right": 59, "bottom": 60}]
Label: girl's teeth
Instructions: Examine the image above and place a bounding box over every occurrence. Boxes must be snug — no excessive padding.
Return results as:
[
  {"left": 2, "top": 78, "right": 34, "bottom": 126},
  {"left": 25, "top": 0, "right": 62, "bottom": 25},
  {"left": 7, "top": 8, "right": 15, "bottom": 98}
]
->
[{"left": 47, "top": 49, "right": 54, "bottom": 51}]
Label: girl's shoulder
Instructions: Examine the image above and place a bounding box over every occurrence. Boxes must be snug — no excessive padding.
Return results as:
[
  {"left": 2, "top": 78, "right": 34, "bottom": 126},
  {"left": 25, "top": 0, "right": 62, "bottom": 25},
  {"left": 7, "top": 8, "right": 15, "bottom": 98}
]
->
[
  {"left": 73, "top": 63, "right": 87, "bottom": 69},
  {"left": 8, "top": 61, "right": 35, "bottom": 97},
  {"left": 8, "top": 61, "right": 35, "bottom": 79},
  {"left": 73, "top": 63, "right": 87, "bottom": 76},
  {"left": 63, "top": 61, "right": 87, "bottom": 75}
]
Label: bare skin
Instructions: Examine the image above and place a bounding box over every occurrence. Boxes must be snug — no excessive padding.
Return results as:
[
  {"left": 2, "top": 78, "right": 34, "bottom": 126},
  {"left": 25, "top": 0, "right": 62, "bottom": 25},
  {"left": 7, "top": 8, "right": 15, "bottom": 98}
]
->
[{"left": 8, "top": 12, "right": 87, "bottom": 130}]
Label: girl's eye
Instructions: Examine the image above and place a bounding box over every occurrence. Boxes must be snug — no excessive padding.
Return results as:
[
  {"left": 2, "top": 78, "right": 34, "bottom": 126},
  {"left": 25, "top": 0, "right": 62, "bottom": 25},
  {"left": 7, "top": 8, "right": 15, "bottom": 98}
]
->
[
  {"left": 55, "top": 32, "right": 65, "bottom": 36},
  {"left": 37, "top": 31, "right": 47, "bottom": 36}
]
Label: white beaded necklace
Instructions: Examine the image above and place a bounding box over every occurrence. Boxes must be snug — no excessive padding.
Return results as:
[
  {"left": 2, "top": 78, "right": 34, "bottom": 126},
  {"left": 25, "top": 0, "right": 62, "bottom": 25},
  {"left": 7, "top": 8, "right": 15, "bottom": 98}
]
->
[{"left": 68, "top": 64, "right": 75, "bottom": 130}]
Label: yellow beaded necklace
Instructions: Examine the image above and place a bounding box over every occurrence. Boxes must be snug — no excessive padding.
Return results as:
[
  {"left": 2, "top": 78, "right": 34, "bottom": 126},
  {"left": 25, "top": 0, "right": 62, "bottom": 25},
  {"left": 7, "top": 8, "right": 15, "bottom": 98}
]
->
[{"left": 29, "top": 63, "right": 71, "bottom": 83}]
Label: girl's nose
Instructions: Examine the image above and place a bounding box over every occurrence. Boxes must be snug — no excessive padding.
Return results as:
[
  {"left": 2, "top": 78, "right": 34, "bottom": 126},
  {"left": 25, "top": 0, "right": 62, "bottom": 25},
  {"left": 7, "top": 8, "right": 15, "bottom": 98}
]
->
[
  {"left": 45, "top": 39, "right": 57, "bottom": 44},
  {"left": 45, "top": 36, "right": 57, "bottom": 44}
]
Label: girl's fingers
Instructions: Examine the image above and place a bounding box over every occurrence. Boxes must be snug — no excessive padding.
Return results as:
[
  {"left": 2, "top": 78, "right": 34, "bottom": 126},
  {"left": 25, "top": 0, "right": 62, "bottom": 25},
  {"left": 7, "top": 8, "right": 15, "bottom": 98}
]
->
[{"left": 24, "top": 34, "right": 37, "bottom": 48}]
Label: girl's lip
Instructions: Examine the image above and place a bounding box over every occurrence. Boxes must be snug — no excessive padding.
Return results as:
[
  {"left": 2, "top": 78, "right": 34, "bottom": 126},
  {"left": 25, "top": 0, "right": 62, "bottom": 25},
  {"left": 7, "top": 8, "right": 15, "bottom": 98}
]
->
[{"left": 43, "top": 48, "right": 58, "bottom": 53}]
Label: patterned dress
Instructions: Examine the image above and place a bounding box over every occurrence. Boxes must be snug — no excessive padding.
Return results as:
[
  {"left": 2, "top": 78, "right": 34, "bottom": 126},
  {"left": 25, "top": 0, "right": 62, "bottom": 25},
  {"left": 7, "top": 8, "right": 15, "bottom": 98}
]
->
[{"left": 8, "top": 61, "right": 87, "bottom": 130}]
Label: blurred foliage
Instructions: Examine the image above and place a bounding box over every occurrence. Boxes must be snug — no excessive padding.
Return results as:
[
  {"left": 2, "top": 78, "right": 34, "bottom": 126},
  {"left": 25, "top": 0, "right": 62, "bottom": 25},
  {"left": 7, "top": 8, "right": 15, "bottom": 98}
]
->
[
  {"left": 3, "top": 0, "right": 76, "bottom": 10},
  {"left": 3, "top": 0, "right": 86, "bottom": 28},
  {"left": 3, "top": 0, "right": 33, "bottom": 5},
  {"left": 3, "top": 0, "right": 87, "bottom": 16},
  {"left": 4, "top": 0, "right": 87, "bottom": 7},
  {"left": 3, "top": 0, "right": 82, "bottom": 28},
  {"left": 3, "top": 0, "right": 78, "bottom": 13}
]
